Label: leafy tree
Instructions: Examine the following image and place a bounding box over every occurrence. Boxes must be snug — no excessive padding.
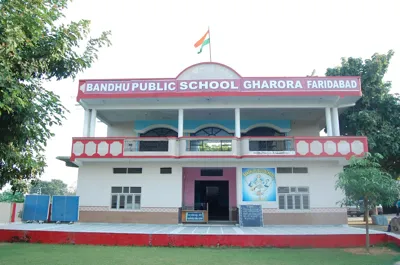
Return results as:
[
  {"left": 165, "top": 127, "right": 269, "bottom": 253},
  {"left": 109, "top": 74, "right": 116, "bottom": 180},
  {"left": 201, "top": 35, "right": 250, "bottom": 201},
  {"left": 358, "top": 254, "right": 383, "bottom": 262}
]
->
[
  {"left": 336, "top": 153, "right": 400, "bottom": 251},
  {"left": 326, "top": 51, "right": 400, "bottom": 178},
  {"left": 29, "top": 179, "right": 68, "bottom": 196},
  {"left": 0, "top": 190, "right": 24, "bottom": 202},
  {"left": 0, "top": 0, "right": 111, "bottom": 192},
  {"left": 66, "top": 185, "right": 77, "bottom": 196}
]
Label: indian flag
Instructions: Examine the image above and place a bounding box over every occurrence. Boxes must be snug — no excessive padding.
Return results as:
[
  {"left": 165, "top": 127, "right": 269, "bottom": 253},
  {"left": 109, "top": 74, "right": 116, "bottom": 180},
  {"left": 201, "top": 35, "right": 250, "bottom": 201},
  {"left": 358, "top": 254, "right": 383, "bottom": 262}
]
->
[{"left": 194, "top": 30, "right": 210, "bottom": 54}]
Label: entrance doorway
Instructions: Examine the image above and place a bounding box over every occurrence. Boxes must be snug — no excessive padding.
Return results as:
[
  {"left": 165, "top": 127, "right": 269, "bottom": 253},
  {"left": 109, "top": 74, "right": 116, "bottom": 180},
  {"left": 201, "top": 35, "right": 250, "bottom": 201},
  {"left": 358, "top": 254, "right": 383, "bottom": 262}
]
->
[{"left": 194, "top": 181, "right": 229, "bottom": 221}]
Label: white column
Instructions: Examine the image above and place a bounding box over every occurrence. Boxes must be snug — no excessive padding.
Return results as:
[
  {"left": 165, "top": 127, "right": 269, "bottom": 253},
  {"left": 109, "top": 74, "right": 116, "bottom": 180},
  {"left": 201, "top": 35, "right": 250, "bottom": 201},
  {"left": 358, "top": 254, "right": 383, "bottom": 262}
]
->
[
  {"left": 235, "top": 108, "right": 241, "bottom": 138},
  {"left": 89, "top": 109, "right": 97, "bottom": 137},
  {"left": 332, "top": 107, "right": 340, "bottom": 136},
  {"left": 325, "top": 107, "right": 333, "bottom": 136},
  {"left": 178, "top": 109, "right": 184, "bottom": 137},
  {"left": 83, "top": 109, "right": 90, "bottom": 137}
]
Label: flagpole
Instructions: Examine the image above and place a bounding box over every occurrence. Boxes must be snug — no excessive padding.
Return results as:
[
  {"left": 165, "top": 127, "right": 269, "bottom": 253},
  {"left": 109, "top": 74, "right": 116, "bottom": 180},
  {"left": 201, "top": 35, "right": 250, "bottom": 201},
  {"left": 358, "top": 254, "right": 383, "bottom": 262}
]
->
[{"left": 208, "top": 26, "right": 212, "bottom": 62}]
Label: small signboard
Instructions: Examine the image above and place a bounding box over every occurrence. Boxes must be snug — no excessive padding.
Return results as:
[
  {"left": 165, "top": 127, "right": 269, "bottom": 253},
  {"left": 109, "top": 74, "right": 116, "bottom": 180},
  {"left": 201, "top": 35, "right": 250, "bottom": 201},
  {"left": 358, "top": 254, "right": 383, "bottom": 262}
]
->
[
  {"left": 239, "top": 204, "right": 263, "bottom": 227},
  {"left": 185, "top": 212, "right": 204, "bottom": 222}
]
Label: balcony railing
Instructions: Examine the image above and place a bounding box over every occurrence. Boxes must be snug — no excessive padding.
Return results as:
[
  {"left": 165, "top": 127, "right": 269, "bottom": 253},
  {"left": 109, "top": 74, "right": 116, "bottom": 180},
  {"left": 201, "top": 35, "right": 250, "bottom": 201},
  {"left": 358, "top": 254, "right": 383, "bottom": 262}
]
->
[
  {"left": 179, "top": 137, "right": 238, "bottom": 157},
  {"left": 241, "top": 137, "right": 295, "bottom": 156},
  {"left": 123, "top": 137, "right": 177, "bottom": 156},
  {"left": 71, "top": 136, "right": 368, "bottom": 160}
]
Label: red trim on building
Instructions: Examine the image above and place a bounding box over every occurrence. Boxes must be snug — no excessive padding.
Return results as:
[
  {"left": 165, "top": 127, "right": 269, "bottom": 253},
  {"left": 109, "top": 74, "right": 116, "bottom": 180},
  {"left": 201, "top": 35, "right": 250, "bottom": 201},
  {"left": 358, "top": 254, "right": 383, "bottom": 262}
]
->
[
  {"left": 0, "top": 229, "right": 396, "bottom": 248},
  {"left": 78, "top": 91, "right": 362, "bottom": 101}
]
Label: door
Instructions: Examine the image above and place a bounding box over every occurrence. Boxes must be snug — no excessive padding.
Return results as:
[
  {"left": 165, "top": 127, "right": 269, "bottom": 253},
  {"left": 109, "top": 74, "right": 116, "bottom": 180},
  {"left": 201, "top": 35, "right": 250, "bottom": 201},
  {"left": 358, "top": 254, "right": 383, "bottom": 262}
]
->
[{"left": 195, "top": 181, "right": 229, "bottom": 221}]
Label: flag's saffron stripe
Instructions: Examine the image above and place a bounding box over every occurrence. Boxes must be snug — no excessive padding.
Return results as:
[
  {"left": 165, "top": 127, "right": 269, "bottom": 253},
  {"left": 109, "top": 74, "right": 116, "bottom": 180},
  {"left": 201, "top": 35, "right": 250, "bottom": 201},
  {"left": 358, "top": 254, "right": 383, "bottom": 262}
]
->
[{"left": 194, "top": 30, "right": 209, "bottom": 48}]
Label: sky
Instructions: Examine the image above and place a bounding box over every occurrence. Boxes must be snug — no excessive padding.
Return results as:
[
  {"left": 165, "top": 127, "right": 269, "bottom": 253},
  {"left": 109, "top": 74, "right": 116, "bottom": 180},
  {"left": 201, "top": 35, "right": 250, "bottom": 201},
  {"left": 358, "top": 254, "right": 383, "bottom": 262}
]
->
[{"left": 30, "top": 0, "right": 400, "bottom": 188}]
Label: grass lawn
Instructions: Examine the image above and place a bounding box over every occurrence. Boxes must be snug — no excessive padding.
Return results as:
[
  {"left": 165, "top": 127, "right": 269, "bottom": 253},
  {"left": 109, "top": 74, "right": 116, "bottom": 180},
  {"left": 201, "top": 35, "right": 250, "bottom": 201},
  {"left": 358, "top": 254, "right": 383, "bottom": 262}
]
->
[{"left": 0, "top": 243, "right": 399, "bottom": 265}]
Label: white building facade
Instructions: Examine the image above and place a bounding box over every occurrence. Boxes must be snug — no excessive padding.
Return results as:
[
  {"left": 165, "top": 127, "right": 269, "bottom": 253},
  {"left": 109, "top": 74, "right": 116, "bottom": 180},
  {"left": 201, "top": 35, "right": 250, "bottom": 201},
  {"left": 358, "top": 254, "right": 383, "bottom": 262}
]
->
[{"left": 61, "top": 62, "right": 368, "bottom": 225}]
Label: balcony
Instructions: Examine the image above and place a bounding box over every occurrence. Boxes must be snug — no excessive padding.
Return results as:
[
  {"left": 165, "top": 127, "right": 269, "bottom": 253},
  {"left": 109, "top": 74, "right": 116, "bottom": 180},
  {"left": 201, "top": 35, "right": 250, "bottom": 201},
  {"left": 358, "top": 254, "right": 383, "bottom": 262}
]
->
[
  {"left": 71, "top": 136, "right": 368, "bottom": 161},
  {"left": 179, "top": 137, "right": 238, "bottom": 158},
  {"left": 241, "top": 137, "right": 296, "bottom": 156}
]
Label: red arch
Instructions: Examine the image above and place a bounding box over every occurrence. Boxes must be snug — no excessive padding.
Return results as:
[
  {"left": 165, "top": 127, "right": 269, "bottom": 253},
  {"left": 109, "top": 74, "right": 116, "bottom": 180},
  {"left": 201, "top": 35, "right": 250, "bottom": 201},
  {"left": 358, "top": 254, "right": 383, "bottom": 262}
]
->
[{"left": 175, "top": 62, "right": 242, "bottom": 79}]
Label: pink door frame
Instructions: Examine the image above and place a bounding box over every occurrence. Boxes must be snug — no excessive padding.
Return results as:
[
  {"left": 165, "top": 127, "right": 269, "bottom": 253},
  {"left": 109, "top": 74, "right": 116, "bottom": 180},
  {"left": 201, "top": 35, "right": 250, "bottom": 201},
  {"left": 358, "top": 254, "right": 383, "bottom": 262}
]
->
[{"left": 182, "top": 167, "right": 237, "bottom": 208}]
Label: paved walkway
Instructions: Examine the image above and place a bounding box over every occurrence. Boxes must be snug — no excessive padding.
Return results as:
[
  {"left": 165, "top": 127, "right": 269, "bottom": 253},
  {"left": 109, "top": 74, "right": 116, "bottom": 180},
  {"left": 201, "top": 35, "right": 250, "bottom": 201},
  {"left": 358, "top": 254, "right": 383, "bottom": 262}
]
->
[{"left": 0, "top": 223, "right": 387, "bottom": 235}]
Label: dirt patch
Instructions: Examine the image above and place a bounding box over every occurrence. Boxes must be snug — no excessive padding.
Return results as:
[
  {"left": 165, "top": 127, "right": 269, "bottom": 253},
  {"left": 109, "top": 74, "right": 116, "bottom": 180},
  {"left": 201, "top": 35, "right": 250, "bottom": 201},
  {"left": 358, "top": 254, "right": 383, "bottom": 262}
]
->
[{"left": 344, "top": 247, "right": 398, "bottom": 255}]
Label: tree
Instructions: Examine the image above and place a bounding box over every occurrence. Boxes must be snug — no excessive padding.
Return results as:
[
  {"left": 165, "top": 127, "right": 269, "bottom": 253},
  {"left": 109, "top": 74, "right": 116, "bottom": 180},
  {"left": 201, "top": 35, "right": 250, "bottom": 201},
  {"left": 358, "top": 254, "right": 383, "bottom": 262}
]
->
[
  {"left": 326, "top": 51, "right": 400, "bottom": 178},
  {"left": 0, "top": 0, "right": 111, "bottom": 192},
  {"left": 66, "top": 184, "right": 77, "bottom": 196},
  {"left": 336, "top": 153, "right": 400, "bottom": 251},
  {"left": 0, "top": 190, "right": 24, "bottom": 202},
  {"left": 29, "top": 179, "right": 68, "bottom": 196}
]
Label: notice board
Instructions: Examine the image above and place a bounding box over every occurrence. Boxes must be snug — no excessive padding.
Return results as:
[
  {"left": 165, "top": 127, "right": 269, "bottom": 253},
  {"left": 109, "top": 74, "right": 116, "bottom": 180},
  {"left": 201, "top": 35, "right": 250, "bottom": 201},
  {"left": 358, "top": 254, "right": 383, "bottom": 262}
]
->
[{"left": 239, "top": 204, "right": 263, "bottom": 227}]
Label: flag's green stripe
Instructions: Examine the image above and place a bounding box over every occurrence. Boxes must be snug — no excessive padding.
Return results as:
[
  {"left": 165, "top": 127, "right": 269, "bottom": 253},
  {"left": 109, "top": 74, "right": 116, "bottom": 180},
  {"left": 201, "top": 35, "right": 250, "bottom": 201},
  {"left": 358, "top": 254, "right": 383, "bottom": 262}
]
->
[{"left": 197, "top": 38, "right": 210, "bottom": 54}]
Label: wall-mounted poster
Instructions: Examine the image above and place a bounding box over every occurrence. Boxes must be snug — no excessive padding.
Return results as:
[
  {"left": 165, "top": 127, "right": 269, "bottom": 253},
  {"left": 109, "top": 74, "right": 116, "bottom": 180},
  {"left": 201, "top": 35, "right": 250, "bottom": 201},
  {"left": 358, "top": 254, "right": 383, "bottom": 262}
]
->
[{"left": 242, "top": 168, "right": 276, "bottom": 202}]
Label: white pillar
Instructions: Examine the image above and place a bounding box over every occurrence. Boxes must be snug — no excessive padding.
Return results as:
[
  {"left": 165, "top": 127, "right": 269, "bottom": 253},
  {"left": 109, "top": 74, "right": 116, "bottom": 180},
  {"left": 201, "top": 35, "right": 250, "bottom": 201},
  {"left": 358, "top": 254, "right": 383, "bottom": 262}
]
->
[
  {"left": 332, "top": 107, "right": 340, "bottom": 136},
  {"left": 89, "top": 109, "right": 97, "bottom": 137},
  {"left": 235, "top": 108, "right": 241, "bottom": 138},
  {"left": 83, "top": 109, "right": 90, "bottom": 137},
  {"left": 178, "top": 109, "right": 184, "bottom": 137},
  {"left": 325, "top": 107, "right": 333, "bottom": 136}
]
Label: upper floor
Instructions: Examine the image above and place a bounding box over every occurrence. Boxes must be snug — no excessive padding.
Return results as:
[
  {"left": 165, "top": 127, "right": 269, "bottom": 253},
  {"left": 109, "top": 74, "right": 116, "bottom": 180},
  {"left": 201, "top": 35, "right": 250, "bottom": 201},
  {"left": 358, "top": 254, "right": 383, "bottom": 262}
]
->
[{"left": 64, "top": 62, "right": 367, "bottom": 166}]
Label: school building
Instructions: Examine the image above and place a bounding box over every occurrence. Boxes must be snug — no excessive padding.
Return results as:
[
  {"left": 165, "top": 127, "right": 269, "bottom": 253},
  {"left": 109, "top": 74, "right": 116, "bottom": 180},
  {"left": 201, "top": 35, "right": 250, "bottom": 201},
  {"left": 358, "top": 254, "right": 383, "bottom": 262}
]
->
[{"left": 58, "top": 62, "right": 367, "bottom": 225}]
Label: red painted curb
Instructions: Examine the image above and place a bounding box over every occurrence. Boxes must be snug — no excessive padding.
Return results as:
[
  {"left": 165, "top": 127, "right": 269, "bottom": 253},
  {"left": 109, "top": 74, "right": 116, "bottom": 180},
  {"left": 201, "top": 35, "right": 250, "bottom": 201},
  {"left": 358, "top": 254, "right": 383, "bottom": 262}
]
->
[
  {"left": 387, "top": 235, "right": 400, "bottom": 246},
  {"left": 0, "top": 230, "right": 396, "bottom": 248}
]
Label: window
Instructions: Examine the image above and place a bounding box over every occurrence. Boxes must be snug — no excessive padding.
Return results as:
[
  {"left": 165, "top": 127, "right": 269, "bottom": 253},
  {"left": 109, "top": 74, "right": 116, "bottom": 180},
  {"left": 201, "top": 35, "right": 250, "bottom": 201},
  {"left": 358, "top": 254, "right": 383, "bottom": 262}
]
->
[
  {"left": 113, "top": 168, "right": 142, "bottom": 174},
  {"left": 188, "top": 127, "right": 233, "bottom": 152},
  {"left": 277, "top": 167, "right": 293, "bottom": 174},
  {"left": 128, "top": 168, "right": 142, "bottom": 174},
  {"left": 277, "top": 187, "right": 290, "bottom": 193},
  {"left": 242, "top": 127, "right": 287, "bottom": 152},
  {"left": 140, "top": 128, "right": 178, "bottom": 137},
  {"left": 139, "top": 128, "right": 177, "bottom": 152},
  {"left": 111, "top": 186, "right": 141, "bottom": 210},
  {"left": 201, "top": 169, "right": 223, "bottom": 176},
  {"left": 277, "top": 167, "right": 308, "bottom": 174},
  {"left": 293, "top": 167, "right": 308, "bottom": 174},
  {"left": 191, "top": 127, "right": 233, "bottom": 137},
  {"left": 278, "top": 186, "right": 310, "bottom": 210},
  {"left": 113, "top": 168, "right": 127, "bottom": 174},
  {"left": 160, "top": 167, "right": 172, "bottom": 174},
  {"left": 241, "top": 127, "right": 285, "bottom": 137}
]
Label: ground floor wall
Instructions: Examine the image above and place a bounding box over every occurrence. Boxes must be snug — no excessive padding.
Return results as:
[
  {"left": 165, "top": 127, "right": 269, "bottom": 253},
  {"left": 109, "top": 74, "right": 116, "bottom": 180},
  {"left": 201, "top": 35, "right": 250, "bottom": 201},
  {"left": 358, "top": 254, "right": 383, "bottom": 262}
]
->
[
  {"left": 0, "top": 203, "right": 12, "bottom": 223},
  {"left": 77, "top": 162, "right": 182, "bottom": 224},
  {"left": 0, "top": 202, "right": 23, "bottom": 223},
  {"left": 76, "top": 160, "right": 346, "bottom": 225}
]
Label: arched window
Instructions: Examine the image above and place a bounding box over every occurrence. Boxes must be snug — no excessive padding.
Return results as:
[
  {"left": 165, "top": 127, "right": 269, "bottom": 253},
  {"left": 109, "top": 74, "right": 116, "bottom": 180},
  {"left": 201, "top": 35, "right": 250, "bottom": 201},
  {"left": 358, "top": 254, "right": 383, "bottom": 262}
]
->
[
  {"left": 189, "top": 127, "right": 233, "bottom": 152},
  {"left": 191, "top": 127, "right": 233, "bottom": 137},
  {"left": 242, "top": 127, "right": 284, "bottom": 137},
  {"left": 140, "top": 128, "right": 178, "bottom": 137},
  {"left": 139, "top": 128, "right": 177, "bottom": 152}
]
